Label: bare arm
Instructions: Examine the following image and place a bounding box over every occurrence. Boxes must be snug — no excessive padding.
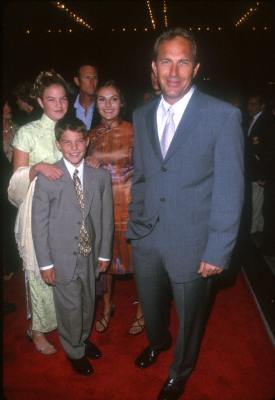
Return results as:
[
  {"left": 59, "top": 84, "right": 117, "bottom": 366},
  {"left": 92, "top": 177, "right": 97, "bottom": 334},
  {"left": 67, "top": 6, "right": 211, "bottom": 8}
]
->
[{"left": 13, "top": 148, "right": 63, "bottom": 181}]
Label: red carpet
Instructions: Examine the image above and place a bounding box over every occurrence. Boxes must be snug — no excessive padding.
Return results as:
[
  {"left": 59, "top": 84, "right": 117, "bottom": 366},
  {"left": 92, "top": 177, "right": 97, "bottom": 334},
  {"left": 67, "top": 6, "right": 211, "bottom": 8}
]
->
[{"left": 3, "top": 271, "right": 275, "bottom": 400}]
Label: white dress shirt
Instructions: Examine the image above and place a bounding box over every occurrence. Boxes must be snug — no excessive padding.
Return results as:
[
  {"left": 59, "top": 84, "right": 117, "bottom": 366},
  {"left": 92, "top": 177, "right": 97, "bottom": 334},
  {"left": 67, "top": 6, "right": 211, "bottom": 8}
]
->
[
  {"left": 157, "top": 86, "right": 195, "bottom": 142},
  {"left": 248, "top": 110, "right": 262, "bottom": 136}
]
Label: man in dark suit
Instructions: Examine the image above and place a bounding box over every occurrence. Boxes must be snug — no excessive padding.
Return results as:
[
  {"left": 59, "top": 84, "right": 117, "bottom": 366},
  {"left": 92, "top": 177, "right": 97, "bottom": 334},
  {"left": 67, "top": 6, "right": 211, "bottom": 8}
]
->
[
  {"left": 126, "top": 27, "right": 244, "bottom": 399},
  {"left": 72, "top": 64, "right": 98, "bottom": 130},
  {"left": 245, "top": 93, "right": 275, "bottom": 254},
  {"left": 32, "top": 117, "right": 113, "bottom": 376}
]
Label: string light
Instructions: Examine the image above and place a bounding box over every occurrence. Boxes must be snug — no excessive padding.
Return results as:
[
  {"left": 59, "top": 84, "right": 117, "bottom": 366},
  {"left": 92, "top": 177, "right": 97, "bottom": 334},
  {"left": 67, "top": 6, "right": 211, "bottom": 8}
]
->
[
  {"left": 146, "top": 0, "right": 156, "bottom": 30},
  {"left": 54, "top": 1, "right": 93, "bottom": 31},
  {"left": 163, "top": 0, "right": 168, "bottom": 28},
  {"left": 235, "top": 2, "right": 262, "bottom": 27}
]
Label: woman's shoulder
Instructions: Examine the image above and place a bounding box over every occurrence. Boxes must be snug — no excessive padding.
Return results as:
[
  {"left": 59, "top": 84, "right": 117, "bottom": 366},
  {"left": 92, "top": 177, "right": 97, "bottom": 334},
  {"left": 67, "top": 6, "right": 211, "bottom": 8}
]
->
[
  {"left": 12, "top": 120, "right": 40, "bottom": 150},
  {"left": 119, "top": 120, "right": 133, "bottom": 134}
]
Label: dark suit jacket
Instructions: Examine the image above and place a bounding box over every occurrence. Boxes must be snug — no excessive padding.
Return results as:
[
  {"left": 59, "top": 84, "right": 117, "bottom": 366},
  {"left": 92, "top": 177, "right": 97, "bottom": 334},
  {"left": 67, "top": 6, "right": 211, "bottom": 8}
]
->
[
  {"left": 32, "top": 159, "right": 114, "bottom": 284},
  {"left": 246, "top": 110, "right": 275, "bottom": 182},
  {"left": 126, "top": 87, "right": 244, "bottom": 282}
]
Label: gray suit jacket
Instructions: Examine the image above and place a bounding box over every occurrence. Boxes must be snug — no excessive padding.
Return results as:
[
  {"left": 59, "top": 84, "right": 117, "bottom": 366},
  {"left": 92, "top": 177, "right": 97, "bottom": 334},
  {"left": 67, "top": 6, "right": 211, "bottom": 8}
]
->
[
  {"left": 32, "top": 159, "right": 114, "bottom": 284},
  {"left": 126, "top": 87, "right": 244, "bottom": 282}
]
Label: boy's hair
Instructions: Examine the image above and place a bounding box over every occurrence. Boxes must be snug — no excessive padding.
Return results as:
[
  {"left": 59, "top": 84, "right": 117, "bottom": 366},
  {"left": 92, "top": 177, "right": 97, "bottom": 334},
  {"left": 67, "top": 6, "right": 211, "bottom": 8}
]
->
[{"left": 55, "top": 116, "right": 89, "bottom": 141}]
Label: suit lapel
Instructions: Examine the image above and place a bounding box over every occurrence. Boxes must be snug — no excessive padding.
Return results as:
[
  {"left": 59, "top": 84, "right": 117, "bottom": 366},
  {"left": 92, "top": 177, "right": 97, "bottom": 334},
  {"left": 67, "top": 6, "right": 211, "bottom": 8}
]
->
[
  {"left": 164, "top": 88, "right": 204, "bottom": 162},
  {"left": 83, "top": 165, "right": 94, "bottom": 218},
  {"left": 145, "top": 98, "right": 163, "bottom": 161}
]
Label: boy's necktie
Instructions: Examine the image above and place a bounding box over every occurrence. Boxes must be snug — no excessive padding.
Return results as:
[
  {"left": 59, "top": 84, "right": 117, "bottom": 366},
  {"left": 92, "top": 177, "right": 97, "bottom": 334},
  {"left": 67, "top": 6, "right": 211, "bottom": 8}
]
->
[{"left": 73, "top": 169, "right": 92, "bottom": 256}]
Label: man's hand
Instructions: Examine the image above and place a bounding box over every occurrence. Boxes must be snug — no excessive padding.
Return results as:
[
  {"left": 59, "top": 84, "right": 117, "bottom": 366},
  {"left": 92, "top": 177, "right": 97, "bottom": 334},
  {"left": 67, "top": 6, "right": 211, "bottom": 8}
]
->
[
  {"left": 98, "top": 260, "right": 110, "bottom": 273},
  {"left": 198, "top": 261, "right": 222, "bottom": 278},
  {"left": 41, "top": 267, "right": 56, "bottom": 286}
]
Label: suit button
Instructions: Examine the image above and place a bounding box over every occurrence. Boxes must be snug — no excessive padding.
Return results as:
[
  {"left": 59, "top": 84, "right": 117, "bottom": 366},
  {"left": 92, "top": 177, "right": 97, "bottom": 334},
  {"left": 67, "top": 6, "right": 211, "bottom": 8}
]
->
[
  {"left": 77, "top": 221, "right": 81, "bottom": 225},
  {"left": 73, "top": 251, "right": 77, "bottom": 255},
  {"left": 161, "top": 166, "right": 167, "bottom": 172},
  {"left": 74, "top": 236, "right": 78, "bottom": 240},
  {"left": 160, "top": 197, "right": 165, "bottom": 202}
]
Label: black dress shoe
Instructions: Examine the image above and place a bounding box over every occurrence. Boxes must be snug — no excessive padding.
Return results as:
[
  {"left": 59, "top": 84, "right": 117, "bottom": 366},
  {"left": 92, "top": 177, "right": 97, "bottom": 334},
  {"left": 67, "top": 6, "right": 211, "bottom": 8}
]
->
[
  {"left": 157, "top": 377, "right": 185, "bottom": 400},
  {"left": 69, "top": 356, "right": 94, "bottom": 376},
  {"left": 84, "top": 340, "right": 102, "bottom": 359},
  {"left": 135, "top": 338, "right": 172, "bottom": 369}
]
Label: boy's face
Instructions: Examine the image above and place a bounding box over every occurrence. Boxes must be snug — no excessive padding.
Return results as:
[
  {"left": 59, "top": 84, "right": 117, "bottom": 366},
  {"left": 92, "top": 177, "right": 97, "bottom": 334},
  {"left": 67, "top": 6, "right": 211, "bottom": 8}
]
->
[{"left": 56, "top": 130, "right": 89, "bottom": 167}]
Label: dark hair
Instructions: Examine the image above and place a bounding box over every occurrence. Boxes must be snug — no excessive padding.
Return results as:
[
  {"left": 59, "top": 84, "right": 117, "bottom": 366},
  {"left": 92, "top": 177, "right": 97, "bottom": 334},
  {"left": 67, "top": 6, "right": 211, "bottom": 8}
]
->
[
  {"left": 96, "top": 80, "right": 126, "bottom": 114},
  {"left": 152, "top": 27, "right": 198, "bottom": 64},
  {"left": 13, "top": 81, "right": 36, "bottom": 106},
  {"left": 55, "top": 116, "right": 88, "bottom": 141},
  {"left": 247, "top": 92, "right": 265, "bottom": 106},
  {"left": 32, "top": 70, "right": 69, "bottom": 99},
  {"left": 76, "top": 64, "right": 98, "bottom": 77}
]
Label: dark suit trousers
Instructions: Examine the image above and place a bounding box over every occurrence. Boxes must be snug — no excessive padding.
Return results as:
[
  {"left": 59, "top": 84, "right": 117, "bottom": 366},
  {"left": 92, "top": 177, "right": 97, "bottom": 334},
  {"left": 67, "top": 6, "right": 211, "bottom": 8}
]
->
[
  {"left": 133, "top": 233, "right": 212, "bottom": 382},
  {"left": 53, "top": 254, "right": 95, "bottom": 359}
]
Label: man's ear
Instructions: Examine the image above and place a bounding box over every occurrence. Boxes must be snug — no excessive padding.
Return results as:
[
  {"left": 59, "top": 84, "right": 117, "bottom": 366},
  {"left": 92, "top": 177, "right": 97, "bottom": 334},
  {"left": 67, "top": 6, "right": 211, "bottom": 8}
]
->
[
  {"left": 74, "top": 76, "right": 80, "bottom": 87},
  {"left": 151, "top": 61, "right": 157, "bottom": 78},
  {"left": 85, "top": 137, "right": 90, "bottom": 147}
]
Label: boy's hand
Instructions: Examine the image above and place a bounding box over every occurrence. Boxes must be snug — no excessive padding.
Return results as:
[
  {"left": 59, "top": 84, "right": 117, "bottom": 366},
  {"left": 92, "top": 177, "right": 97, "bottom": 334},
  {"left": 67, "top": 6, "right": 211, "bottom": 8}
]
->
[
  {"left": 41, "top": 267, "right": 56, "bottom": 286},
  {"left": 98, "top": 260, "right": 110, "bottom": 273}
]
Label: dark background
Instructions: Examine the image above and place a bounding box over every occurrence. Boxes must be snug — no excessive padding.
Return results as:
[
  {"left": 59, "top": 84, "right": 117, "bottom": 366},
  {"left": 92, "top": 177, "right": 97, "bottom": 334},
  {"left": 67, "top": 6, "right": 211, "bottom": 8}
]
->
[{"left": 2, "top": 1, "right": 275, "bottom": 110}]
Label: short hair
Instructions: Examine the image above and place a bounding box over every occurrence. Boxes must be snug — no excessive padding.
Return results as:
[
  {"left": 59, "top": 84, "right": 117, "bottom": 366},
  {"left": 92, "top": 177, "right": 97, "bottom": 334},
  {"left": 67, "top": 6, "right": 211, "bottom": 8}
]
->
[
  {"left": 76, "top": 64, "right": 98, "bottom": 77},
  {"left": 152, "top": 27, "right": 198, "bottom": 64},
  {"left": 55, "top": 116, "right": 89, "bottom": 141},
  {"left": 248, "top": 92, "right": 265, "bottom": 106}
]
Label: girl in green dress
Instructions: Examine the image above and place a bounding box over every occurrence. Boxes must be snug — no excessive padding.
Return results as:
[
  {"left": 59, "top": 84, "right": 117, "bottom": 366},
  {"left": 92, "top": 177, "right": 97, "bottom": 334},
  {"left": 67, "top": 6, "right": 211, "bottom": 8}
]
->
[{"left": 11, "top": 71, "right": 69, "bottom": 355}]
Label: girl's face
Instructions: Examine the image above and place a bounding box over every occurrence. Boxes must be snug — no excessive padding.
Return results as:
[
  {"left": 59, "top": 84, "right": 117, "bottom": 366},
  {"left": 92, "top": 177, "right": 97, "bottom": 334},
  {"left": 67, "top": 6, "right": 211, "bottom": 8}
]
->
[
  {"left": 37, "top": 84, "right": 68, "bottom": 121},
  {"left": 96, "top": 86, "right": 122, "bottom": 122}
]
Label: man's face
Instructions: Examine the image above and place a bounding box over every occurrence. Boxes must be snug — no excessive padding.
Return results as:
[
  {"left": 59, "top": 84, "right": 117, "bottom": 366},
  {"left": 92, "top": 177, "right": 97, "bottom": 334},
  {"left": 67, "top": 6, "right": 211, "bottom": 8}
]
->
[
  {"left": 152, "top": 36, "right": 200, "bottom": 105},
  {"left": 74, "top": 65, "right": 98, "bottom": 97},
  {"left": 247, "top": 96, "right": 263, "bottom": 118},
  {"left": 56, "top": 130, "right": 89, "bottom": 167}
]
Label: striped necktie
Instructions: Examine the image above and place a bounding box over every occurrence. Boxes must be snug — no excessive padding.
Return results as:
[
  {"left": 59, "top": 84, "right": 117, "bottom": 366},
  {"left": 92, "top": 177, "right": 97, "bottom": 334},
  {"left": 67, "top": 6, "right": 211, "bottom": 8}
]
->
[{"left": 73, "top": 169, "right": 92, "bottom": 256}]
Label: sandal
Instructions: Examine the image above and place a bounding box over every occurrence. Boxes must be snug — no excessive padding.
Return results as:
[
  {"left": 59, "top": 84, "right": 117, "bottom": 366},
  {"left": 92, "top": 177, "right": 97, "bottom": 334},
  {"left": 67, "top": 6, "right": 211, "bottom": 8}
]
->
[
  {"left": 27, "top": 329, "right": 57, "bottom": 355},
  {"left": 95, "top": 304, "right": 115, "bottom": 333},
  {"left": 128, "top": 315, "right": 145, "bottom": 335}
]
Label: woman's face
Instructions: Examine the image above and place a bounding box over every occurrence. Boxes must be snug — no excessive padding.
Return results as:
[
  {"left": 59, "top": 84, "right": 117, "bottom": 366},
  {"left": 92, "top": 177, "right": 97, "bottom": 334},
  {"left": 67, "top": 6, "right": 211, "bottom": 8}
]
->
[
  {"left": 37, "top": 84, "right": 68, "bottom": 121},
  {"left": 96, "top": 86, "right": 122, "bottom": 122}
]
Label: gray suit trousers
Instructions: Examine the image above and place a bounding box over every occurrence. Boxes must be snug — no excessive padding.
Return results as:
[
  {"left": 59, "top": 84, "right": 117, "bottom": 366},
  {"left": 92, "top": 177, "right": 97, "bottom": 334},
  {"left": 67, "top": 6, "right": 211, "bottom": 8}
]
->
[
  {"left": 133, "top": 223, "right": 212, "bottom": 381},
  {"left": 53, "top": 254, "right": 95, "bottom": 359}
]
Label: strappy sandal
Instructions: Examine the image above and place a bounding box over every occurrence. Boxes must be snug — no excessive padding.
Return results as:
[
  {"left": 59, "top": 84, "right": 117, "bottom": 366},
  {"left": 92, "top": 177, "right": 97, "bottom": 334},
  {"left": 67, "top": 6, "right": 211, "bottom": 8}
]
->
[
  {"left": 95, "top": 304, "right": 115, "bottom": 333},
  {"left": 27, "top": 329, "right": 57, "bottom": 355},
  {"left": 128, "top": 315, "right": 145, "bottom": 335}
]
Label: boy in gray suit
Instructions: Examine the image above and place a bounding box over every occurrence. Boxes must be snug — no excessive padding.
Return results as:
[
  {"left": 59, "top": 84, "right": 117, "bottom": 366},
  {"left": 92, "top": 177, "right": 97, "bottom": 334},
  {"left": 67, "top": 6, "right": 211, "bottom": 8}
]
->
[{"left": 32, "top": 116, "right": 113, "bottom": 376}]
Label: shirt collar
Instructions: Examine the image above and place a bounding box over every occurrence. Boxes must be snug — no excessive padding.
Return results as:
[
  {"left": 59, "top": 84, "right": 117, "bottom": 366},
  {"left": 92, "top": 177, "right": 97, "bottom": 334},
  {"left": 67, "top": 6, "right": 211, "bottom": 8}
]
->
[
  {"left": 252, "top": 110, "right": 262, "bottom": 121},
  {"left": 160, "top": 86, "right": 195, "bottom": 114},
  {"left": 63, "top": 158, "right": 84, "bottom": 182},
  {"left": 74, "top": 94, "right": 95, "bottom": 111},
  {"left": 41, "top": 113, "right": 56, "bottom": 128}
]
